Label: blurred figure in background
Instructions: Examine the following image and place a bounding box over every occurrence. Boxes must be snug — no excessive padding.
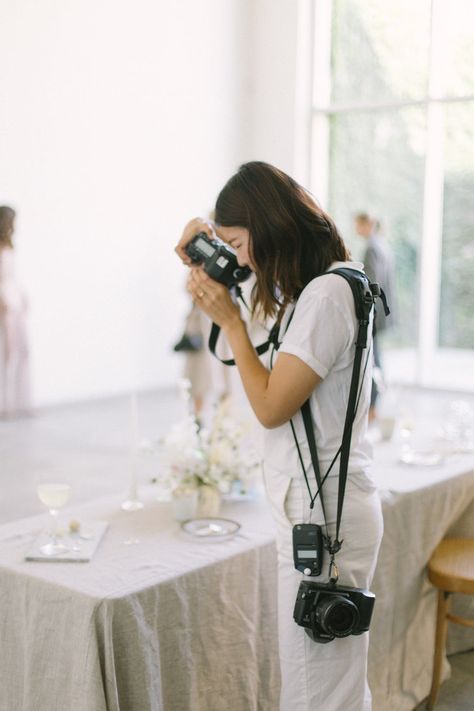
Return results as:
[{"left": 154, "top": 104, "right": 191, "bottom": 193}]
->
[
  {"left": 173, "top": 296, "right": 230, "bottom": 421},
  {"left": 355, "top": 212, "right": 395, "bottom": 421},
  {"left": 0, "top": 206, "right": 31, "bottom": 418}
]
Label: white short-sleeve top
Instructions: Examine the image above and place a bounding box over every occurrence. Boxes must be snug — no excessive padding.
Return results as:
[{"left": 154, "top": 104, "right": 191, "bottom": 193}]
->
[{"left": 263, "top": 261, "right": 374, "bottom": 482}]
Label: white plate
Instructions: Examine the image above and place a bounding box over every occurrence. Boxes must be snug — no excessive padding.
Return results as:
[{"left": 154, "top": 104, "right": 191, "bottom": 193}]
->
[
  {"left": 181, "top": 517, "right": 240, "bottom": 539},
  {"left": 398, "top": 450, "right": 444, "bottom": 467}
]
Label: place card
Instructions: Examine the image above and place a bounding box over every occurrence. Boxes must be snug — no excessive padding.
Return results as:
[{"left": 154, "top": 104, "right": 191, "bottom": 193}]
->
[{"left": 25, "top": 521, "right": 108, "bottom": 563}]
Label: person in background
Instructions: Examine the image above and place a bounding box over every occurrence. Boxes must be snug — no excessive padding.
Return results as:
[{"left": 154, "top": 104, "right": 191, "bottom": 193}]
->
[
  {"left": 176, "top": 163, "right": 383, "bottom": 711},
  {"left": 173, "top": 295, "right": 230, "bottom": 421},
  {"left": 0, "top": 206, "right": 31, "bottom": 418},
  {"left": 354, "top": 212, "right": 395, "bottom": 421}
]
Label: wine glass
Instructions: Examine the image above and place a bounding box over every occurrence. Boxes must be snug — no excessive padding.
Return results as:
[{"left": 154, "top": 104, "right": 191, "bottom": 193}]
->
[
  {"left": 446, "top": 400, "right": 474, "bottom": 452},
  {"left": 36, "top": 481, "right": 72, "bottom": 556}
]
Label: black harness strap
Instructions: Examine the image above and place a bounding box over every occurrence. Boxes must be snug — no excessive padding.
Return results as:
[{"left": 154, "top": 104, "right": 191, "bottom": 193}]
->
[
  {"left": 208, "top": 286, "right": 278, "bottom": 366},
  {"left": 208, "top": 271, "right": 389, "bottom": 367},
  {"left": 319, "top": 268, "right": 376, "bottom": 551},
  {"left": 207, "top": 267, "right": 389, "bottom": 558},
  {"left": 208, "top": 321, "right": 278, "bottom": 366},
  {"left": 287, "top": 268, "right": 382, "bottom": 556}
]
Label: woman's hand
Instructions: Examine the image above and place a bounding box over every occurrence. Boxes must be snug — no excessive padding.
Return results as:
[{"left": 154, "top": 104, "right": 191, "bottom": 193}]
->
[
  {"left": 187, "top": 268, "right": 242, "bottom": 331},
  {"left": 175, "top": 217, "right": 215, "bottom": 265}
]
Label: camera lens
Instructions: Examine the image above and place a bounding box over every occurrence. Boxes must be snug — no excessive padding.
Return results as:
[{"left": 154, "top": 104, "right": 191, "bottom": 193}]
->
[{"left": 315, "top": 596, "right": 360, "bottom": 638}]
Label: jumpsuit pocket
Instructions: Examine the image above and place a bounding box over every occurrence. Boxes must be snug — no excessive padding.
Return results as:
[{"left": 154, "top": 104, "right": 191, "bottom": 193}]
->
[
  {"left": 283, "top": 478, "right": 305, "bottom": 526},
  {"left": 263, "top": 466, "right": 295, "bottom": 531}
]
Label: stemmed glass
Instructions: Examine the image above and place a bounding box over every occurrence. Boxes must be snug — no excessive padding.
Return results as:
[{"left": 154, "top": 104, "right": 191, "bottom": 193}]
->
[
  {"left": 36, "top": 481, "right": 72, "bottom": 556},
  {"left": 399, "top": 416, "right": 415, "bottom": 462},
  {"left": 445, "top": 400, "right": 474, "bottom": 452}
]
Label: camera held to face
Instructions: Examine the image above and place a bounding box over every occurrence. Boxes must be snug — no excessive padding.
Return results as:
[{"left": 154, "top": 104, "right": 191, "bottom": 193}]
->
[
  {"left": 293, "top": 579, "right": 375, "bottom": 644},
  {"left": 185, "top": 232, "right": 252, "bottom": 288}
]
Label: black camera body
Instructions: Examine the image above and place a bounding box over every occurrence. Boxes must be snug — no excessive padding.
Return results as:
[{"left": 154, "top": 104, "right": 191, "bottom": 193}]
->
[
  {"left": 293, "top": 579, "right": 375, "bottom": 644},
  {"left": 185, "top": 232, "right": 252, "bottom": 288}
]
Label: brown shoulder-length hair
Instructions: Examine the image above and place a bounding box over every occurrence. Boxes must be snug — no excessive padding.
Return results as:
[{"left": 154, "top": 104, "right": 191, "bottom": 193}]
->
[
  {"left": 0, "top": 206, "right": 16, "bottom": 249},
  {"left": 214, "top": 162, "right": 349, "bottom": 320}
]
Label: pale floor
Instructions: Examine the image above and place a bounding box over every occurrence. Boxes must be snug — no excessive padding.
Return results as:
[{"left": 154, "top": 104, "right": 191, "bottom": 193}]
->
[
  {"left": 415, "top": 649, "right": 474, "bottom": 711},
  {"left": 0, "top": 385, "right": 473, "bottom": 710},
  {"left": 0, "top": 387, "right": 184, "bottom": 524}
]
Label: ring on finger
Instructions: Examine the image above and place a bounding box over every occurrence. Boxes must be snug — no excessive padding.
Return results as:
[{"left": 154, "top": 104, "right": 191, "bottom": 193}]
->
[{"left": 197, "top": 290, "right": 205, "bottom": 298}]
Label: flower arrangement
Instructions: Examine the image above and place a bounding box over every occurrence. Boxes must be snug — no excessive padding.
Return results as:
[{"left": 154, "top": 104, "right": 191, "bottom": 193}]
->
[
  {"left": 157, "top": 413, "right": 206, "bottom": 493},
  {"left": 198, "top": 396, "right": 262, "bottom": 495},
  {"left": 157, "top": 385, "right": 262, "bottom": 497}
]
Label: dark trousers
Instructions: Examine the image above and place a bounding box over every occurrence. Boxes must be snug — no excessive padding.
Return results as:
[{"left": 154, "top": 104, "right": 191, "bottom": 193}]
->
[{"left": 371, "top": 332, "right": 382, "bottom": 409}]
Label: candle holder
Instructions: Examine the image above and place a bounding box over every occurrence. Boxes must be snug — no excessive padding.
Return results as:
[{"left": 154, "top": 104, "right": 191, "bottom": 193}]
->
[
  {"left": 121, "top": 392, "right": 144, "bottom": 512},
  {"left": 121, "top": 446, "right": 144, "bottom": 511},
  {"left": 121, "top": 483, "right": 144, "bottom": 512}
]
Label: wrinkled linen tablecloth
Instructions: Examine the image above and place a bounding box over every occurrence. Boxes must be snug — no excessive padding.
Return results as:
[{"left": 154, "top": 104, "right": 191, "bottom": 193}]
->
[
  {"left": 369, "top": 446, "right": 474, "bottom": 711},
  {"left": 0, "top": 449, "right": 474, "bottom": 711},
  {"left": 0, "top": 491, "right": 280, "bottom": 711}
]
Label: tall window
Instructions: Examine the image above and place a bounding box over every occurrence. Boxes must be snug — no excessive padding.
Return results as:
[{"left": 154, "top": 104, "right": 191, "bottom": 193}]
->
[{"left": 310, "top": 0, "right": 474, "bottom": 389}]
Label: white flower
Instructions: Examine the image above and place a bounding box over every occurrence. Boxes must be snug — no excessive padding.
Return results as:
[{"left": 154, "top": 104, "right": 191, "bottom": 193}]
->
[{"left": 155, "top": 397, "right": 262, "bottom": 493}]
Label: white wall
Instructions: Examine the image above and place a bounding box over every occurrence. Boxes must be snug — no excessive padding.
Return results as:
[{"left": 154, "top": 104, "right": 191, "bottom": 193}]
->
[
  {"left": 0, "top": 0, "right": 255, "bottom": 405},
  {"left": 0, "top": 0, "right": 305, "bottom": 406},
  {"left": 242, "top": 0, "right": 302, "bottom": 175}
]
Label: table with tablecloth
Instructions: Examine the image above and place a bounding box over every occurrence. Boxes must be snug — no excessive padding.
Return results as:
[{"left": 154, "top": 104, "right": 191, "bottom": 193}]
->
[
  {"left": 0, "top": 447, "right": 473, "bottom": 711},
  {"left": 0, "top": 491, "right": 280, "bottom": 711},
  {"left": 369, "top": 442, "right": 474, "bottom": 711}
]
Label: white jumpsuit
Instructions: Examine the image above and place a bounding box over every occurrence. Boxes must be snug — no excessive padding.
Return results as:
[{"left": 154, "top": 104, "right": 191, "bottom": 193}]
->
[{"left": 263, "top": 261, "right": 384, "bottom": 711}]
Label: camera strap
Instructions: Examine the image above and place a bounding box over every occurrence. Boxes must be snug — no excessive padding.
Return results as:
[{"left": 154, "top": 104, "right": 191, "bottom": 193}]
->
[
  {"left": 207, "top": 286, "right": 279, "bottom": 366},
  {"left": 207, "top": 267, "right": 389, "bottom": 574},
  {"left": 292, "top": 400, "right": 328, "bottom": 530},
  {"left": 331, "top": 268, "right": 388, "bottom": 547},
  {"left": 290, "top": 268, "right": 389, "bottom": 574}
]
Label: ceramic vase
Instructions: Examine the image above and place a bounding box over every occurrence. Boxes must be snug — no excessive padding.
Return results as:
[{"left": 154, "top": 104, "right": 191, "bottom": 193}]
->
[
  {"left": 197, "top": 484, "right": 222, "bottom": 518},
  {"left": 171, "top": 486, "right": 199, "bottom": 522}
]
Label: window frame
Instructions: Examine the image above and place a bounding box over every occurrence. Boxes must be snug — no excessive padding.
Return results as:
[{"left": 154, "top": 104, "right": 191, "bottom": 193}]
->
[{"left": 306, "top": 0, "right": 474, "bottom": 390}]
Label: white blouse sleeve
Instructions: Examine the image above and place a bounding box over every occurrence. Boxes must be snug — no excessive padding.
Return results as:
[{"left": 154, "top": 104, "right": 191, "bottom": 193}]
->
[{"left": 278, "top": 280, "right": 354, "bottom": 379}]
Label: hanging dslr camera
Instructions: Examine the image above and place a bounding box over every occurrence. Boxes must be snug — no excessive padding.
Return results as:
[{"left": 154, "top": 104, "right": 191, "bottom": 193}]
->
[
  {"left": 293, "top": 580, "right": 375, "bottom": 644},
  {"left": 185, "top": 232, "right": 252, "bottom": 288}
]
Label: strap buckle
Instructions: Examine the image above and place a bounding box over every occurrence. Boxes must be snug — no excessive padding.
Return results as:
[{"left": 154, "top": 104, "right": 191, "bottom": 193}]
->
[
  {"left": 328, "top": 555, "right": 340, "bottom": 584},
  {"left": 268, "top": 322, "right": 281, "bottom": 350},
  {"left": 326, "top": 538, "right": 343, "bottom": 556}
]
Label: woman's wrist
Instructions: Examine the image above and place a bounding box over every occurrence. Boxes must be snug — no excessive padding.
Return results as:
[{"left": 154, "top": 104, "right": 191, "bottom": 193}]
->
[{"left": 222, "top": 312, "right": 246, "bottom": 339}]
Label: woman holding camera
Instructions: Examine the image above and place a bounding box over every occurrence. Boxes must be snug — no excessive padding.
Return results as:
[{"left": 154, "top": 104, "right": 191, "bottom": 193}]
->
[{"left": 175, "top": 162, "right": 383, "bottom": 711}]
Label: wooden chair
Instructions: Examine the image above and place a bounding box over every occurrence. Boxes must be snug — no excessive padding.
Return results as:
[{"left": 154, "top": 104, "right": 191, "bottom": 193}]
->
[{"left": 426, "top": 538, "right": 474, "bottom": 709}]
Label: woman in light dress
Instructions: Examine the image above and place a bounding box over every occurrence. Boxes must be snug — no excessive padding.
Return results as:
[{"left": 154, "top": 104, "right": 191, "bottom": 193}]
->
[
  {"left": 0, "top": 206, "right": 31, "bottom": 417},
  {"left": 174, "top": 297, "right": 230, "bottom": 419}
]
